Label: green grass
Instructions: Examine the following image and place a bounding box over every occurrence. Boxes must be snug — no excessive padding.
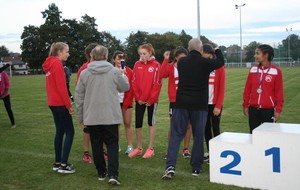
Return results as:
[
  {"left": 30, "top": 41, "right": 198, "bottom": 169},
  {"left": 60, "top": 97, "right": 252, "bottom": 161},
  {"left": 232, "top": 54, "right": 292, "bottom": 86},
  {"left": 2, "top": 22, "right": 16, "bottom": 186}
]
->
[{"left": 0, "top": 67, "right": 300, "bottom": 190}]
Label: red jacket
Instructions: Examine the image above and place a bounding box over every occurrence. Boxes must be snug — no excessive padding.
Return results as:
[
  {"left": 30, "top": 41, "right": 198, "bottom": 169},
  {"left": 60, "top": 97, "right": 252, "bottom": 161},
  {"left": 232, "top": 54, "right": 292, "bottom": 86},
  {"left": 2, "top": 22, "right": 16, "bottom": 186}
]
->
[
  {"left": 42, "top": 56, "right": 71, "bottom": 109},
  {"left": 132, "top": 58, "right": 162, "bottom": 104},
  {"left": 208, "top": 66, "right": 226, "bottom": 109},
  {"left": 0, "top": 71, "right": 9, "bottom": 99},
  {"left": 76, "top": 60, "right": 90, "bottom": 85},
  {"left": 160, "top": 59, "right": 178, "bottom": 103},
  {"left": 243, "top": 64, "right": 284, "bottom": 113},
  {"left": 122, "top": 66, "right": 134, "bottom": 109}
]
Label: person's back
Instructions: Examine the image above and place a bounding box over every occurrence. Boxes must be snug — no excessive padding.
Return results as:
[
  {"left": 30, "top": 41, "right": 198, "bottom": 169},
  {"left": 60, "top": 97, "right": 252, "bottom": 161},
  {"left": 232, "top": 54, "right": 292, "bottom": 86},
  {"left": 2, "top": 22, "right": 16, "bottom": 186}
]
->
[
  {"left": 176, "top": 43, "right": 224, "bottom": 110},
  {"left": 77, "top": 59, "right": 129, "bottom": 125},
  {"left": 75, "top": 45, "right": 129, "bottom": 185}
]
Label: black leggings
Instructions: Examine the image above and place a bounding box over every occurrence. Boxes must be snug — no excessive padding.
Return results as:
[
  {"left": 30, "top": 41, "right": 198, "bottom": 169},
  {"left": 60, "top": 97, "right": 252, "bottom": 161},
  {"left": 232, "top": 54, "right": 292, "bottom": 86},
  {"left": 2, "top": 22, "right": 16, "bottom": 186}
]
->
[
  {"left": 205, "top": 104, "right": 222, "bottom": 151},
  {"left": 248, "top": 106, "right": 274, "bottom": 133},
  {"left": 2, "top": 95, "right": 15, "bottom": 125},
  {"left": 135, "top": 102, "right": 156, "bottom": 128}
]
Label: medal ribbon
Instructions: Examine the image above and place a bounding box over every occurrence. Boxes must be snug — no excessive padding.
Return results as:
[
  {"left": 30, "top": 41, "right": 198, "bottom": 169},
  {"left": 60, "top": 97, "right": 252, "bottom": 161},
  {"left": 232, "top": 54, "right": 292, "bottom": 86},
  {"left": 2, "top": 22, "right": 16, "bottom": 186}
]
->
[{"left": 257, "top": 65, "right": 271, "bottom": 88}]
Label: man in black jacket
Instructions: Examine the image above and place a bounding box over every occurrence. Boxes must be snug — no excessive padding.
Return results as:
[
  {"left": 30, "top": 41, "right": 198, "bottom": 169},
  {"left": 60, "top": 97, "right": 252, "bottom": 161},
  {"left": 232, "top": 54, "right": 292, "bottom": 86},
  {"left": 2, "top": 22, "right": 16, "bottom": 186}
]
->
[{"left": 162, "top": 38, "right": 224, "bottom": 179}]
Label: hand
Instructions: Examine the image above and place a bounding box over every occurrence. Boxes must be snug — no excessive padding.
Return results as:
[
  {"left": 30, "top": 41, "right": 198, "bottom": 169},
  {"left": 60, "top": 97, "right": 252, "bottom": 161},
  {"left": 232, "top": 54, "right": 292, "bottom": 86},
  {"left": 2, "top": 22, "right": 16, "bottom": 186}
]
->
[
  {"left": 213, "top": 107, "right": 221, "bottom": 116},
  {"left": 145, "top": 102, "right": 151, "bottom": 107},
  {"left": 69, "top": 108, "right": 75, "bottom": 115},
  {"left": 243, "top": 107, "right": 249, "bottom": 117},
  {"left": 274, "top": 112, "right": 280, "bottom": 122},
  {"left": 120, "top": 68, "right": 126, "bottom": 75},
  {"left": 81, "top": 124, "right": 87, "bottom": 128},
  {"left": 138, "top": 100, "right": 144, "bottom": 105},
  {"left": 163, "top": 51, "right": 170, "bottom": 60}
]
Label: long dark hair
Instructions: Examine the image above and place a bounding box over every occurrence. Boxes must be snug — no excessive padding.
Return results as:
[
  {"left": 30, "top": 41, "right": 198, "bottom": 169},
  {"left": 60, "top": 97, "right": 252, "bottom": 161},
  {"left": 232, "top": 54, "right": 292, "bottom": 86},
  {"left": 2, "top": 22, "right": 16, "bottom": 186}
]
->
[{"left": 257, "top": 44, "right": 274, "bottom": 61}]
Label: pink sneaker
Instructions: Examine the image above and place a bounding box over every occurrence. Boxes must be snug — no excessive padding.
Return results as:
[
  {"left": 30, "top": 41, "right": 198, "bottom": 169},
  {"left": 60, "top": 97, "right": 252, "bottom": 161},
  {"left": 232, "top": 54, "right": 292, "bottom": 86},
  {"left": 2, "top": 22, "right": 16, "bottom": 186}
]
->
[
  {"left": 128, "top": 148, "right": 143, "bottom": 158},
  {"left": 143, "top": 148, "right": 155, "bottom": 158},
  {"left": 83, "top": 152, "right": 93, "bottom": 163}
]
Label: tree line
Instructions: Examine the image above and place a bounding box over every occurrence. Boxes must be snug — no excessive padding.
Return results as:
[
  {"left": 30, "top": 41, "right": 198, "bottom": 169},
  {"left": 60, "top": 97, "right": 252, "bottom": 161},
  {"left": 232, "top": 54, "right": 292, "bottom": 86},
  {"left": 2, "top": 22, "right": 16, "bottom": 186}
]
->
[{"left": 1, "top": 3, "right": 299, "bottom": 72}]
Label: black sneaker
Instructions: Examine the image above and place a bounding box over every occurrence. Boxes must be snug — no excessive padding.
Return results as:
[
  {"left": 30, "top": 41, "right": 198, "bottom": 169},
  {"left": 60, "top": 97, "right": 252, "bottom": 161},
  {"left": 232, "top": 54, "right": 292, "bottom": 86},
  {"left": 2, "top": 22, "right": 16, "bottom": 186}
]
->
[
  {"left": 162, "top": 166, "right": 175, "bottom": 179},
  {"left": 52, "top": 163, "right": 61, "bottom": 171},
  {"left": 203, "top": 152, "right": 209, "bottom": 162},
  {"left": 57, "top": 163, "right": 75, "bottom": 174},
  {"left": 192, "top": 170, "right": 200, "bottom": 177},
  {"left": 98, "top": 172, "right": 107, "bottom": 181},
  {"left": 108, "top": 176, "right": 121, "bottom": 185}
]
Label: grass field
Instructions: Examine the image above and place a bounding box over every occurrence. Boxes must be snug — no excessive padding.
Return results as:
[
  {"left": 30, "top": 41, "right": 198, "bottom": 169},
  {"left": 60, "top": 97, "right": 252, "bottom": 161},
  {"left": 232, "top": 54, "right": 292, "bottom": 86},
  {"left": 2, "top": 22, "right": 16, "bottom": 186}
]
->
[{"left": 0, "top": 67, "right": 299, "bottom": 190}]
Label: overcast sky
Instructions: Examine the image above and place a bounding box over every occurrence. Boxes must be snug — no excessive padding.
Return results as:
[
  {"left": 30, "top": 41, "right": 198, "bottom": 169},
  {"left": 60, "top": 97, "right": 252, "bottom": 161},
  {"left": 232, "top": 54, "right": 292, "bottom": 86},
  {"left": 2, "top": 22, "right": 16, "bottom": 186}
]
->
[{"left": 0, "top": 0, "right": 299, "bottom": 53}]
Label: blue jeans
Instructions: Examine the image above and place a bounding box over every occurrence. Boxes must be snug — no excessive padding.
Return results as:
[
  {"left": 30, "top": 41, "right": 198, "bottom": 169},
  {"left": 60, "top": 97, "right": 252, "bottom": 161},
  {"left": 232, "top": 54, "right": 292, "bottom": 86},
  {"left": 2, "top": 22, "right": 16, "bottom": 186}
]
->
[
  {"left": 49, "top": 106, "right": 74, "bottom": 164},
  {"left": 166, "top": 108, "right": 207, "bottom": 171}
]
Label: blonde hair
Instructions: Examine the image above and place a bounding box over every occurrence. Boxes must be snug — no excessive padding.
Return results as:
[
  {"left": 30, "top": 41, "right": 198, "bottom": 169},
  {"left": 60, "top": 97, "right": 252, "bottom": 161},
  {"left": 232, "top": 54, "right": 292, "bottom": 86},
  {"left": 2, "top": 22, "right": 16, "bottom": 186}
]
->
[
  {"left": 48, "top": 42, "right": 69, "bottom": 56},
  {"left": 138, "top": 43, "right": 155, "bottom": 56},
  {"left": 91, "top": 45, "right": 108, "bottom": 61}
]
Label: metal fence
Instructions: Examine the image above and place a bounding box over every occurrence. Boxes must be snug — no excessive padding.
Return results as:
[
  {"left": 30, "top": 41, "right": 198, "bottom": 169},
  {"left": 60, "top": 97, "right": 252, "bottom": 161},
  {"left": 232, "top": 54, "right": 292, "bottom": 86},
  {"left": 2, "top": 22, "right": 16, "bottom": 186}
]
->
[{"left": 225, "top": 60, "right": 300, "bottom": 68}]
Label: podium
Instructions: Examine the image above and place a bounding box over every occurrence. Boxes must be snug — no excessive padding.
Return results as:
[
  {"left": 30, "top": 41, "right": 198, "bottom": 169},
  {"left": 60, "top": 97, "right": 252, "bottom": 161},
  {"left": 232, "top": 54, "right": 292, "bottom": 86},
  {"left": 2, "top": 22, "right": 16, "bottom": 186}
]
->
[{"left": 210, "top": 123, "right": 300, "bottom": 190}]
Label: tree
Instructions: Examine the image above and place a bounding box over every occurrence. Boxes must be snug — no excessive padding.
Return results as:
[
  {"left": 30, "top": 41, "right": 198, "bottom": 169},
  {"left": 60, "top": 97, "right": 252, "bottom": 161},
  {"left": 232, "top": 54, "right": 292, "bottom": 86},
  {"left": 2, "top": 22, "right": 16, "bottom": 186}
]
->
[
  {"left": 149, "top": 32, "right": 181, "bottom": 62},
  {"left": 20, "top": 25, "right": 42, "bottom": 73},
  {"left": 0, "top": 45, "right": 9, "bottom": 58},
  {"left": 226, "top": 45, "right": 240, "bottom": 62},
  {"left": 99, "top": 31, "right": 124, "bottom": 61},
  {"left": 41, "top": 3, "right": 62, "bottom": 25},
  {"left": 244, "top": 41, "right": 261, "bottom": 62},
  {"left": 124, "top": 31, "right": 150, "bottom": 68},
  {"left": 178, "top": 30, "right": 192, "bottom": 49},
  {"left": 282, "top": 34, "right": 300, "bottom": 61}
]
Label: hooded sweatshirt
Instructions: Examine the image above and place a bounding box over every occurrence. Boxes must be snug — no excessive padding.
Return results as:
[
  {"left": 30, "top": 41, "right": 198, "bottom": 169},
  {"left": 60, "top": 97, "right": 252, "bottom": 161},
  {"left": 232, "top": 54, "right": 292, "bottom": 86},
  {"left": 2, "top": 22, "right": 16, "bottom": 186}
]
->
[
  {"left": 75, "top": 60, "right": 129, "bottom": 125},
  {"left": 0, "top": 71, "right": 9, "bottom": 99},
  {"left": 42, "top": 56, "right": 71, "bottom": 109}
]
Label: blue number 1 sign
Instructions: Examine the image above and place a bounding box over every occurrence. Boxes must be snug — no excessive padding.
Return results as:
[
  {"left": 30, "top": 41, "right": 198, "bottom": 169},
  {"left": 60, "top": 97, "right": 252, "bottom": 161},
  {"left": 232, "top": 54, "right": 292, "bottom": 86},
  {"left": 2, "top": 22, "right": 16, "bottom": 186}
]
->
[{"left": 265, "top": 147, "right": 281, "bottom": 173}]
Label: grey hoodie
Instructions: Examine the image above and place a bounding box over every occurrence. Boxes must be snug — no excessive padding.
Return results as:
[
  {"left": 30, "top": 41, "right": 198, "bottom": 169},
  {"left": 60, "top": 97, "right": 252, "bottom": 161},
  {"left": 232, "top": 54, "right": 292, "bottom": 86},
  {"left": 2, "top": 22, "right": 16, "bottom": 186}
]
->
[{"left": 75, "top": 60, "right": 129, "bottom": 125}]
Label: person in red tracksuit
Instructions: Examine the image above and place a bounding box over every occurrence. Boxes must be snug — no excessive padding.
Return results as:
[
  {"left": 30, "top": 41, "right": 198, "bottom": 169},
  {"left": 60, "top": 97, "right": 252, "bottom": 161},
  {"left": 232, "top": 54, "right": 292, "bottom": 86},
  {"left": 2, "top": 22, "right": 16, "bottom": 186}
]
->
[
  {"left": 202, "top": 44, "right": 226, "bottom": 162},
  {"left": 42, "top": 42, "right": 75, "bottom": 174},
  {"left": 129, "top": 43, "right": 162, "bottom": 159},
  {"left": 160, "top": 47, "right": 192, "bottom": 160},
  {"left": 76, "top": 43, "right": 99, "bottom": 163},
  {"left": 112, "top": 51, "right": 134, "bottom": 155},
  {"left": 243, "top": 44, "right": 284, "bottom": 133}
]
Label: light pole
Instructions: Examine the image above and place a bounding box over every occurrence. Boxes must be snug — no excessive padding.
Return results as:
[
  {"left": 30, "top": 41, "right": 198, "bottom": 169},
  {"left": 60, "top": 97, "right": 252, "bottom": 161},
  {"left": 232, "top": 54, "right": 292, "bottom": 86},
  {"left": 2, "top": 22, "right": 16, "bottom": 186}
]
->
[
  {"left": 286, "top": 28, "right": 292, "bottom": 65},
  {"left": 235, "top": 3, "right": 246, "bottom": 67},
  {"left": 197, "top": 0, "right": 201, "bottom": 39}
]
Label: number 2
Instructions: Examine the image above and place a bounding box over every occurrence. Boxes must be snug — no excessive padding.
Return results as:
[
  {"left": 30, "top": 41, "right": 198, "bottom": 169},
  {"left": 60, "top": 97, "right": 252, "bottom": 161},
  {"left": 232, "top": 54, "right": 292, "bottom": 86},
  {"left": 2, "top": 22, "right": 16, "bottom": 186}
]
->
[{"left": 220, "top": 150, "right": 242, "bottom": 175}]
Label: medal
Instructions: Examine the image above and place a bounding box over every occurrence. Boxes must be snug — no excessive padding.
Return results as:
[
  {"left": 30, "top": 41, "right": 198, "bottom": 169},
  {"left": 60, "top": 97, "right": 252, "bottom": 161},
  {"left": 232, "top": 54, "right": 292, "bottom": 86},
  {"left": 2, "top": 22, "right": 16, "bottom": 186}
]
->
[{"left": 257, "top": 88, "right": 262, "bottom": 94}]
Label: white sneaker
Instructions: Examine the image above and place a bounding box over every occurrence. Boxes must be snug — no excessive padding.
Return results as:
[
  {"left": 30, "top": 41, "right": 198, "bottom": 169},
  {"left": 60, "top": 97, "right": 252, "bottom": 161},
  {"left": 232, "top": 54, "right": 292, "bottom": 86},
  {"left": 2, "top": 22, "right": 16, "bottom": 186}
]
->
[{"left": 11, "top": 125, "right": 16, "bottom": 129}]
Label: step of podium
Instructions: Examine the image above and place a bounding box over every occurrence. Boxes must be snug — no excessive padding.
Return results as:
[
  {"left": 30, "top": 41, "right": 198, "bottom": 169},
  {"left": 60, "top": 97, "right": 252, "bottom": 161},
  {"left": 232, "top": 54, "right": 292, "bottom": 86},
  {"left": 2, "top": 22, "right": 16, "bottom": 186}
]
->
[{"left": 209, "top": 123, "right": 300, "bottom": 190}]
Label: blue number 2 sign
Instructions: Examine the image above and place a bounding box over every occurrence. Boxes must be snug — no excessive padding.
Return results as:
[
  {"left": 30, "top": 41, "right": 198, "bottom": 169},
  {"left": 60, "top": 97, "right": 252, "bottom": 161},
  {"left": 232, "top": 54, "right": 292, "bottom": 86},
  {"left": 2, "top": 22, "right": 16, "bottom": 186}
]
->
[
  {"left": 220, "top": 147, "right": 281, "bottom": 175},
  {"left": 220, "top": 150, "right": 242, "bottom": 175}
]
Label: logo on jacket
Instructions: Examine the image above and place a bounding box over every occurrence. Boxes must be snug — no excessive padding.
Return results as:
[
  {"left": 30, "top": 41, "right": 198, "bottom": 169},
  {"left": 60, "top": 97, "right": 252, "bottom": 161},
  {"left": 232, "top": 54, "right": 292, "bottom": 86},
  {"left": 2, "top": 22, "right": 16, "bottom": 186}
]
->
[
  {"left": 148, "top": 67, "right": 154, "bottom": 72},
  {"left": 265, "top": 75, "right": 272, "bottom": 82}
]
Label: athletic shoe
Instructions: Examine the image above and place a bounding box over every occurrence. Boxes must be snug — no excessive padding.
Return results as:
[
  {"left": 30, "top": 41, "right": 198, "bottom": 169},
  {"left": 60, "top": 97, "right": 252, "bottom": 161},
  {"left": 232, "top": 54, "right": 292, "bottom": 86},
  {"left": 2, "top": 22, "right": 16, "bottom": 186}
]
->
[
  {"left": 143, "top": 148, "right": 154, "bottom": 158},
  {"left": 128, "top": 148, "right": 143, "bottom": 158},
  {"left": 204, "top": 152, "right": 209, "bottom": 162},
  {"left": 83, "top": 152, "right": 93, "bottom": 163},
  {"left": 11, "top": 125, "right": 16, "bottom": 129},
  {"left": 52, "top": 163, "right": 61, "bottom": 171},
  {"left": 162, "top": 166, "right": 175, "bottom": 179},
  {"left": 125, "top": 145, "right": 133, "bottom": 155},
  {"left": 98, "top": 172, "right": 107, "bottom": 181},
  {"left": 192, "top": 170, "right": 200, "bottom": 177},
  {"left": 57, "top": 163, "right": 75, "bottom": 174},
  {"left": 182, "top": 149, "right": 191, "bottom": 158},
  {"left": 104, "top": 151, "right": 108, "bottom": 161},
  {"left": 108, "top": 176, "right": 121, "bottom": 185}
]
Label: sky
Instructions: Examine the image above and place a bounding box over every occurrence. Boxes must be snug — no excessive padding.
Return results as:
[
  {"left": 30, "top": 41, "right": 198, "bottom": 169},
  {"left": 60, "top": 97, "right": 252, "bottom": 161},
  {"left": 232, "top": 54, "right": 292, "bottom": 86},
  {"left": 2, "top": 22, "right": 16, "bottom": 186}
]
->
[{"left": 0, "top": 0, "right": 300, "bottom": 53}]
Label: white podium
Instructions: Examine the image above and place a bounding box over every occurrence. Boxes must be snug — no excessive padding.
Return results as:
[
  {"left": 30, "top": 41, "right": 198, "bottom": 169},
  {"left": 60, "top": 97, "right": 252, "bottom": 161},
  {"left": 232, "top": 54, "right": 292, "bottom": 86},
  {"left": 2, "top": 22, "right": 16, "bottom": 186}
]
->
[{"left": 210, "top": 123, "right": 300, "bottom": 190}]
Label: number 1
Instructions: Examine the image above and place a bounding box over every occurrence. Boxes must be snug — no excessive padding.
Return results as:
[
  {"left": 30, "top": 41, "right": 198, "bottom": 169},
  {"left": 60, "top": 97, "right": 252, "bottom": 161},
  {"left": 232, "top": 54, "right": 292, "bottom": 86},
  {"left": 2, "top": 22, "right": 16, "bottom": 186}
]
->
[{"left": 265, "top": 147, "right": 281, "bottom": 173}]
